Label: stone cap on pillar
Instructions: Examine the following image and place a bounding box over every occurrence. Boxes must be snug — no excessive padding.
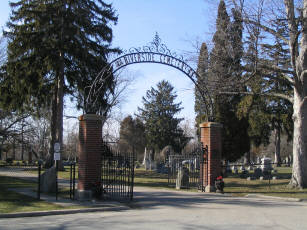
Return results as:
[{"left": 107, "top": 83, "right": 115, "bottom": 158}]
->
[
  {"left": 78, "top": 114, "right": 103, "bottom": 121},
  {"left": 199, "top": 122, "right": 223, "bottom": 128}
]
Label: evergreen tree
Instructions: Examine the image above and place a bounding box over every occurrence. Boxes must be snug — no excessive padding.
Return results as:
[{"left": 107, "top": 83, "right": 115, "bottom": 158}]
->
[
  {"left": 236, "top": 17, "right": 293, "bottom": 164},
  {"left": 118, "top": 115, "right": 146, "bottom": 161},
  {"left": 257, "top": 19, "right": 293, "bottom": 164},
  {"left": 208, "top": 0, "right": 232, "bottom": 98},
  {"left": 137, "top": 80, "right": 189, "bottom": 155},
  {"left": 237, "top": 24, "right": 272, "bottom": 155},
  {"left": 195, "top": 42, "right": 209, "bottom": 133},
  {"left": 1, "top": 0, "right": 119, "bottom": 167},
  {"left": 208, "top": 0, "right": 250, "bottom": 161},
  {"left": 224, "top": 0, "right": 307, "bottom": 188}
]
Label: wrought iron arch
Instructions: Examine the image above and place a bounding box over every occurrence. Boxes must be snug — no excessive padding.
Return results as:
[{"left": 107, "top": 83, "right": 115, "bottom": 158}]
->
[{"left": 87, "top": 33, "right": 214, "bottom": 121}]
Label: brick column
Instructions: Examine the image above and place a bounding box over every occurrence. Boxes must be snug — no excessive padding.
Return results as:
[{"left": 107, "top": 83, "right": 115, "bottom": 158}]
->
[
  {"left": 200, "top": 122, "right": 222, "bottom": 192},
  {"left": 77, "top": 114, "right": 102, "bottom": 200}
]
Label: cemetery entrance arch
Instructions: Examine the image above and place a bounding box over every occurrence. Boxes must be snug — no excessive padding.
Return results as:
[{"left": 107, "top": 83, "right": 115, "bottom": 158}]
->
[
  {"left": 86, "top": 33, "right": 213, "bottom": 121},
  {"left": 77, "top": 34, "right": 222, "bottom": 200}
]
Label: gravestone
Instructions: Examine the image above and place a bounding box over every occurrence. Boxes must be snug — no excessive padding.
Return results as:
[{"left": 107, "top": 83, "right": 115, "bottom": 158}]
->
[
  {"left": 261, "top": 157, "right": 272, "bottom": 173},
  {"left": 247, "top": 176, "right": 256, "bottom": 180},
  {"left": 160, "top": 145, "right": 174, "bottom": 160},
  {"left": 232, "top": 165, "right": 238, "bottom": 174},
  {"left": 40, "top": 166, "right": 56, "bottom": 193},
  {"left": 176, "top": 167, "right": 189, "bottom": 189},
  {"left": 143, "top": 148, "right": 150, "bottom": 170},
  {"left": 253, "top": 168, "right": 263, "bottom": 179},
  {"left": 256, "top": 157, "right": 261, "bottom": 165},
  {"left": 247, "top": 166, "right": 254, "bottom": 171},
  {"left": 285, "top": 156, "right": 290, "bottom": 167},
  {"left": 155, "top": 163, "right": 167, "bottom": 173},
  {"left": 144, "top": 159, "right": 150, "bottom": 170},
  {"left": 150, "top": 161, "right": 156, "bottom": 170},
  {"left": 226, "top": 163, "right": 232, "bottom": 174}
]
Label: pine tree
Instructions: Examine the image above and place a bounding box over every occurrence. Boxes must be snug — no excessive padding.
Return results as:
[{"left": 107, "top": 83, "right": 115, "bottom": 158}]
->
[
  {"left": 118, "top": 115, "right": 146, "bottom": 161},
  {"left": 208, "top": 0, "right": 232, "bottom": 97},
  {"left": 1, "top": 0, "right": 119, "bottom": 167},
  {"left": 195, "top": 42, "right": 209, "bottom": 133},
  {"left": 207, "top": 0, "right": 250, "bottom": 161},
  {"left": 138, "top": 80, "right": 189, "bottom": 155},
  {"left": 236, "top": 24, "right": 272, "bottom": 155},
  {"left": 258, "top": 19, "right": 293, "bottom": 165}
]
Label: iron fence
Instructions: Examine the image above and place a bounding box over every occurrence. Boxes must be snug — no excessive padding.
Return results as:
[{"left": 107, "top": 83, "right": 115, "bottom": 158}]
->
[
  {"left": 167, "top": 147, "right": 204, "bottom": 189},
  {"left": 69, "top": 162, "right": 76, "bottom": 200},
  {"left": 101, "top": 150, "right": 135, "bottom": 201}
]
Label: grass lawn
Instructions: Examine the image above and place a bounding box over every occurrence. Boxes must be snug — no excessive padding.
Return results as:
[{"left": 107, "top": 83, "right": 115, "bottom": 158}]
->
[
  {"left": 0, "top": 176, "right": 65, "bottom": 214},
  {"left": 224, "top": 167, "right": 307, "bottom": 199},
  {"left": 134, "top": 168, "right": 171, "bottom": 189},
  {"left": 133, "top": 167, "right": 307, "bottom": 199},
  {"left": 31, "top": 165, "right": 307, "bottom": 199}
]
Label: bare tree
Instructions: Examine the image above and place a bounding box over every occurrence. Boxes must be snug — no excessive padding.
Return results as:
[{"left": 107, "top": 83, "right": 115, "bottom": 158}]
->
[
  {"left": 224, "top": 0, "right": 307, "bottom": 188},
  {"left": 63, "top": 122, "right": 78, "bottom": 161}
]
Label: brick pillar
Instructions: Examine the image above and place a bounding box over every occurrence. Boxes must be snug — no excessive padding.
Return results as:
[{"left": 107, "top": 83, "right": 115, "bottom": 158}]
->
[
  {"left": 77, "top": 114, "right": 102, "bottom": 200},
  {"left": 200, "top": 122, "right": 222, "bottom": 192}
]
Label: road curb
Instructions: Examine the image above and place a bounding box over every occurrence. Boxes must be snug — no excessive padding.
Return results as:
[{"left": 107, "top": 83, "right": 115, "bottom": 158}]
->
[
  {"left": 245, "top": 194, "right": 302, "bottom": 202},
  {"left": 0, "top": 205, "right": 129, "bottom": 219}
]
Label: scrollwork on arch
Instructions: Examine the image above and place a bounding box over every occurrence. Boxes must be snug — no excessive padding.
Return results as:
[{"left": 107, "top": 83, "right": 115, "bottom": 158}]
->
[
  {"left": 86, "top": 33, "right": 214, "bottom": 121},
  {"left": 123, "top": 32, "right": 185, "bottom": 62}
]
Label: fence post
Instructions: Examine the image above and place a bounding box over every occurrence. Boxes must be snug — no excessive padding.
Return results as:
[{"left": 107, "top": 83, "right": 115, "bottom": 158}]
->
[
  {"left": 70, "top": 162, "right": 72, "bottom": 199},
  {"left": 55, "top": 160, "right": 58, "bottom": 201},
  {"left": 130, "top": 153, "right": 135, "bottom": 201},
  {"left": 37, "top": 162, "right": 41, "bottom": 200},
  {"left": 73, "top": 162, "right": 76, "bottom": 200}
]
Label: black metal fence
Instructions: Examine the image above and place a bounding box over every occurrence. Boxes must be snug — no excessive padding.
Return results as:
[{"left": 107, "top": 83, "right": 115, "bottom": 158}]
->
[
  {"left": 167, "top": 147, "right": 204, "bottom": 189},
  {"left": 69, "top": 162, "right": 76, "bottom": 200},
  {"left": 223, "top": 161, "right": 292, "bottom": 179},
  {"left": 101, "top": 150, "right": 135, "bottom": 201},
  {"left": 0, "top": 160, "right": 77, "bottom": 201}
]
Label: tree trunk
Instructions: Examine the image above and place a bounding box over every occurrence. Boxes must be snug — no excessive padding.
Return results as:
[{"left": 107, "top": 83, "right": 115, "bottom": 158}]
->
[
  {"left": 44, "top": 86, "right": 57, "bottom": 169},
  {"left": 274, "top": 128, "right": 281, "bottom": 166},
  {"left": 290, "top": 91, "right": 307, "bottom": 188},
  {"left": 56, "top": 51, "right": 64, "bottom": 171},
  {"left": 288, "top": 0, "right": 307, "bottom": 188},
  {"left": 55, "top": 1, "right": 65, "bottom": 171}
]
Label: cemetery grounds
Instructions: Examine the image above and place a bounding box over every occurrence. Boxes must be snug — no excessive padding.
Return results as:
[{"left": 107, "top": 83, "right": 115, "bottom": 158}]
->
[{"left": 1, "top": 161, "right": 307, "bottom": 214}]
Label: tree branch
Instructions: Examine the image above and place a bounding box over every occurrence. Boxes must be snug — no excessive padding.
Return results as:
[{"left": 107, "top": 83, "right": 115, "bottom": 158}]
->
[
  {"left": 218, "top": 91, "right": 294, "bottom": 104},
  {"left": 244, "top": 19, "right": 290, "bottom": 44}
]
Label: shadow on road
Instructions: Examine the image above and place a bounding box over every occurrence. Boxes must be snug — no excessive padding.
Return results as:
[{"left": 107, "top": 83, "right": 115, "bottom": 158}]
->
[{"left": 131, "top": 187, "right": 303, "bottom": 210}]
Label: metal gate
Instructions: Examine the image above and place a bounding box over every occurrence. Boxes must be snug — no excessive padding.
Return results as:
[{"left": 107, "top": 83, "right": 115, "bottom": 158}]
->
[
  {"left": 167, "top": 146, "right": 205, "bottom": 189},
  {"left": 101, "top": 144, "right": 135, "bottom": 201}
]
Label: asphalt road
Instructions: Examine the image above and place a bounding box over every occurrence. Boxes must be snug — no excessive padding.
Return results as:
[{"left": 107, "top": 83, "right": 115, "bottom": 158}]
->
[{"left": 1, "top": 187, "right": 307, "bottom": 230}]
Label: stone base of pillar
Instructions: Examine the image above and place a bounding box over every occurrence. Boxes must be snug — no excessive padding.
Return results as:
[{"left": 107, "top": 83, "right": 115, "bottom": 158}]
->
[
  {"left": 205, "top": 185, "right": 216, "bottom": 193},
  {"left": 76, "top": 189, "right": 92, "bottom": 201}
]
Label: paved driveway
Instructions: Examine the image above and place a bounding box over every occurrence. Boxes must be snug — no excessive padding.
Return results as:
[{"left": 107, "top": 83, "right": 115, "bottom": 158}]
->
[{"left": 1, "top": 187, "right": 306, "bottom": 230}]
